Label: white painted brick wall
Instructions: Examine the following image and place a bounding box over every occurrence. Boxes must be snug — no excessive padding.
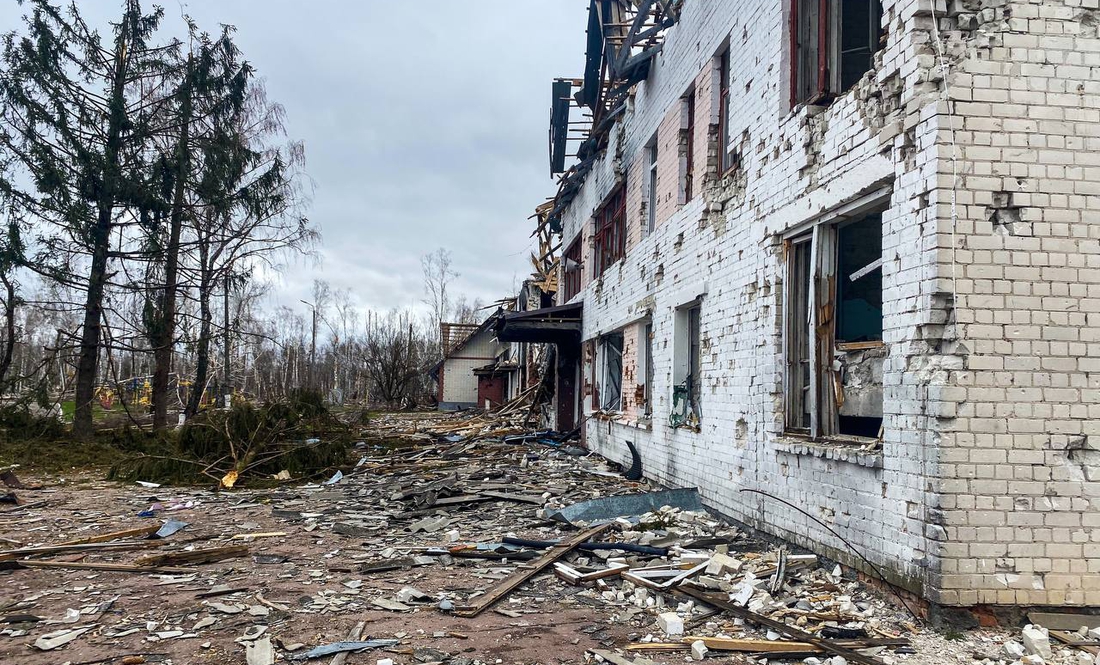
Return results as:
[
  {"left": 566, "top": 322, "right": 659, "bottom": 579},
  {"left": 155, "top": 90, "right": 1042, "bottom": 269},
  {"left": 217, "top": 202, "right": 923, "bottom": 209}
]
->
[{"left": 551, "top": 0, "right": 1100, "bottom": 606}]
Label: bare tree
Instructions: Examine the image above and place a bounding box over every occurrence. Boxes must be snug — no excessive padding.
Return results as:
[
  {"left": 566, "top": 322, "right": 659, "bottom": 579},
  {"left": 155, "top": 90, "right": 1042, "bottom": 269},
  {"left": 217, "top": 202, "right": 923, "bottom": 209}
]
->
[{"left": 421, "top": 248, "right": 458, "bottom": 356}]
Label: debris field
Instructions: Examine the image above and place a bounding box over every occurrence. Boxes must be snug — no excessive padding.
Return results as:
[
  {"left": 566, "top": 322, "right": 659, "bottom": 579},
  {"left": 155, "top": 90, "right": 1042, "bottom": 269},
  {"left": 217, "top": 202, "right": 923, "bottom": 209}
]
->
[{"left": 0, "top": 412, "right": 1093, "bottom": 665}]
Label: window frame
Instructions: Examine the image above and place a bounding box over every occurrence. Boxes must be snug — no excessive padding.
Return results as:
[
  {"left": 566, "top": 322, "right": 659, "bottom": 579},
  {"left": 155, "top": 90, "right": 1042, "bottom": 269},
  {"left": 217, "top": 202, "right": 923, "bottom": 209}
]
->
[
  {"left": 683, "top": 89, "right": 696, "bottom": 203},
  {"left": 593, "top": 184, "right": 627, "bottom": 279},
  {"left": 670, "top": 301, "right": 702, "bottom": 428},
  {"left": 646, "top": 135, "right": 659, "bottom": 235},
  {"left": 783, "top": 205, "right": 885, "bottom": 440},
  {"left": 562, "top": 236, "right": 584, "bottom": 301},
  {"left": 599, "top": 332, "right": 624, "bottom": 412},
  {"left": 642, "top": 322, "right": 654, "bottom": 416},
  {"left": 790, "top": 0, "right": 884, "bottom": 108},
  {"left": 717, "top": 46, "right": 735, "bottom": 175}
]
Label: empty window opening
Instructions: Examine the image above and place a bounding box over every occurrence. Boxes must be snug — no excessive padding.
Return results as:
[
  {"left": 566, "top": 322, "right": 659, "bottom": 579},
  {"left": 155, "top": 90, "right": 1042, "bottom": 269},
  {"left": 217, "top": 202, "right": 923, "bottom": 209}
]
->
[
  {"left": 784, "top": 208, "right": 884, "bottom": 440},
  {"left": 593, "top": 184, "right": 626, "bottom": 278},
  {"left": 670, "top": 303, "right": 701, "bottom": 428},
  {"left": 643, "top": 322, "right": 654, "bottom": 416},
  {"left": 682, "top": 89, "right": 696, "bottom": 203},
  {"left": 563, "top": 236, "right": 584, "bottom": 301},
  {"left": 646, "top": 135, "right": 659, "bottom": 234},
  {"left": 600, "top": 332, "right": 624, "bottom": 411},
  {"left": 717, "top": 46, "right": 736, "bottom": 174},
  {"left": 791, "top": 0, "right": 884, "bottom": 106}
]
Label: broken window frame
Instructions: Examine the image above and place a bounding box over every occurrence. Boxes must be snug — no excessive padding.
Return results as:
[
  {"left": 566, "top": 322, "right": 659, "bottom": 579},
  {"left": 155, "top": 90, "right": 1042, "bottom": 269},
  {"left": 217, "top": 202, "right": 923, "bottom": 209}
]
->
[
  {"left": 643, "top": 322, "right": 654, "bottom": 417},
  {"left": 600, "top": 332, "right": 624, "bottom": 412},
  {"left": 670, "top": 302, "right": 702, "bottom": 428},
  {"left": 782, "top": 199, "right": 886, "bottom": 441},
  {"left": 593, "top": 184, "right": 627, "bottom": 278},
  {"left": 563, "top": 236, "right": 584, "bottom": 301},
  {"left": 682, "top": 89, "right": 695, "bottom": 203},
  {"left": 790, "top": 0, "right": 884, "bottom": 108},
  {"left": 646, "top": 134, "right": 659, "bottom": 235},
  {"left": 717, "top": 46, "right": 736, "bottom": 175}
]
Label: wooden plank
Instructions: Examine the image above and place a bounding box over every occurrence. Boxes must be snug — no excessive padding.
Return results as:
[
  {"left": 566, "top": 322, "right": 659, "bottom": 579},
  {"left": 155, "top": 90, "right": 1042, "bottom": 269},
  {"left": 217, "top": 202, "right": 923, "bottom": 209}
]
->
[
  {"left": 53, "top": 524, "right": 160, "bottom": 546},
  {"left": 678, "top": 586, "right": 886, "bottom": 665},
  {"left": 679, "top": 636, "right": 910, "bottom": 653},
  {"left": 1050, "top": 629, "right": 1100, "bottom": 656},
  {"left": 14, "top": 560, "right": 194, "bottom": 575},
  {"left": 330, "top": 621, "right": 365, "bottom": 665},
  {"left": 454, "top": 523, "right": 611, "bottom": 617},
  {"left": 135, "top": 545, "right": 249, "bottom": 567},
  {"left": 0, "top": 540, "right": 160, "bottom": 562}
]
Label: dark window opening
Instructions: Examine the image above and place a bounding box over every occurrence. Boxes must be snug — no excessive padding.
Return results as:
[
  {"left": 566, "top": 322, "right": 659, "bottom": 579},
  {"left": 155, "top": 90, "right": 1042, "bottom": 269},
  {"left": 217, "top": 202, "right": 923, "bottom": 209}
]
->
[
  {"left": 839, "top": 415, "right": 882, "bottom": 438},
  {"left": 563, "top": 237, "right": 584, "bottom": 301},
  {"left": 601, "top": 332, "right": 624, "bottom": 411},
  {"left": 791, "top": 0, "right": 884, "bottom": 106},
  {"left": 593, "top": 184, "right": 626, "bottom": 278},
  {"left": 836, "top": 213, "right": 883, "bottom": 342},
  {"left": 683, "top": 90, "right": 695, "bottom": 202},
  {"left": 643, "top": 323, "right": 654, "bottom": 416},
  {"left": 718, "top": 47, "right": 736, "bottom": 174}
]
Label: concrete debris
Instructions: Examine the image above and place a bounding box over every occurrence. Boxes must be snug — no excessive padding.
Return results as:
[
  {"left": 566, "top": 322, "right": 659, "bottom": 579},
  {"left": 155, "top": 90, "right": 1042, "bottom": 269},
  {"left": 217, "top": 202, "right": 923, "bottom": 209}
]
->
[{"left": 4, "top": 410, "right": 1097, "bottom": 665}]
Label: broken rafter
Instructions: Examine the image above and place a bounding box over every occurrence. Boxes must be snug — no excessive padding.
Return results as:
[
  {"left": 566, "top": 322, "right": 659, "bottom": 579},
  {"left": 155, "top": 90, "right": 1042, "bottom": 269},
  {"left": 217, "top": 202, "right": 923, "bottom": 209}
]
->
[{"left": 454, "top": 523, "right": 611, "bottom": 617}]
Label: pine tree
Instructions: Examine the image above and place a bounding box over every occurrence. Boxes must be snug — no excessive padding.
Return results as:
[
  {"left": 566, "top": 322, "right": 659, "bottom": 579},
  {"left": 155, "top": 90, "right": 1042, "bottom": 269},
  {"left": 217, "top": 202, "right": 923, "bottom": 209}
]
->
[{"left": 0, "top": 0, "right": 178, "bottom": 439}]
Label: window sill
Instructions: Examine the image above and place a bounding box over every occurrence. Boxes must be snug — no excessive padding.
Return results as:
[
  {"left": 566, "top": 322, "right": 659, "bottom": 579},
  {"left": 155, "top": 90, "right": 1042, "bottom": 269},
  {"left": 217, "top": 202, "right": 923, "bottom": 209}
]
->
[
  {"left": 774, "top": 435, "right": 882, "bottom": 469},
  {"left": 590, "top": 411, "right": 653, "bottom": 431}
]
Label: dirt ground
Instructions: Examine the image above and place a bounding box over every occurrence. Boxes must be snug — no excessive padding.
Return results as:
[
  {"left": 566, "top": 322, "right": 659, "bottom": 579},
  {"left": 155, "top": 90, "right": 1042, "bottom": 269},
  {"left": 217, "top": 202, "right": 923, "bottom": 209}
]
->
[{"left": 0, "top": 414, "right": 1073, "bottom": 665}]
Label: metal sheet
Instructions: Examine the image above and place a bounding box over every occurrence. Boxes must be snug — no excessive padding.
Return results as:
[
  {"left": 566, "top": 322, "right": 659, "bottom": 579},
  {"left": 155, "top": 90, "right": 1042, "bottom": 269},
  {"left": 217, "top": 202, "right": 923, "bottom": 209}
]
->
[{"left": 549, "top": 488, "right": 702, "bottom": 524}]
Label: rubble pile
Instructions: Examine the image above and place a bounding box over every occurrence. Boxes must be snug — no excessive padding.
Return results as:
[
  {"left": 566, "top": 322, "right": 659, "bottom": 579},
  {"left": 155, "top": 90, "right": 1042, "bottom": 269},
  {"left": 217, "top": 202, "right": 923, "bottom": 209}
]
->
[{"left": 0, "top": 413, "right": 1096, "bottom": 664}]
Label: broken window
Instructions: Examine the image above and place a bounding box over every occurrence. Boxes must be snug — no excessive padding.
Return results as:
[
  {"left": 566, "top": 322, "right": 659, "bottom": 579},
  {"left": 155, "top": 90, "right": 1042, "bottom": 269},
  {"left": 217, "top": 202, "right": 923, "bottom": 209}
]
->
[
  {"left": 563, "top": 236, "right": 584, "bottom": 301},
  {"left": 784, "top": 208, "right": 884, "bottom": 439},
  {"left": 791, "top": 0, "right": 884, "bottom": 106},
  {"left": 600, "top": 332, "right": 624, "bottom": 411},
  {"left": 670, "top": 303, "right": 701, "bottom": 428},
  {"left": 646, "top": 135, "right": 659, "bottom": 235},
  {"left": 717, "top": 46, "right": 736, "bottom": 174},
  {"left": 643, "top": 322, "right": 654, "bottom": 416},
  {"left": 836, "top": 213, "right": 883, "bottom": 342},
  {"left": 682, "top": 89, "right": 695, "bottom": 203},
  {"left": 593, "top": 184, "right": 626, "bottom": 278}
]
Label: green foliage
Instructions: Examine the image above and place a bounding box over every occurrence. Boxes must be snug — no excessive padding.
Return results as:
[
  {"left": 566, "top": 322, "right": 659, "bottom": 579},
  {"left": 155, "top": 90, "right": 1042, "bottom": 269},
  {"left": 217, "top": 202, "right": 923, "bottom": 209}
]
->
[{"left": 110, "top": 389, "right": 350, "bottom": 485}]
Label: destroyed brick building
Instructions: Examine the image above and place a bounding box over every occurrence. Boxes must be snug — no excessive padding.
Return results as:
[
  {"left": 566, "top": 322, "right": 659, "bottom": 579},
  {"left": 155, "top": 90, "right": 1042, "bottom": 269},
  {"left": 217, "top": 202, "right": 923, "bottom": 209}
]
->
[{"left": 515, "top": 0, "right": 1100, "bottom": 610}]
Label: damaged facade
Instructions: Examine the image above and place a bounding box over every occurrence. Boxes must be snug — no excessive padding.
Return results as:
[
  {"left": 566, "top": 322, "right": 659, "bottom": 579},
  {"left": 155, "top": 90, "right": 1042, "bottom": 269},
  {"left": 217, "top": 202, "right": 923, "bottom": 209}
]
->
[{"left": 537, "top": 0, "right": 1100, "bottom": 609}]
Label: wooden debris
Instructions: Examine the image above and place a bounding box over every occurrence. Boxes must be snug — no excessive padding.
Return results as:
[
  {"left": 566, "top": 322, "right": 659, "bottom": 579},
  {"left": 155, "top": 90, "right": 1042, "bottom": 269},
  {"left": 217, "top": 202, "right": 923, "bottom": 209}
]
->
[
  {"left": 329, "top": 621, "right": 365, "bottom": 665},
  {"left": 135, "top": 545, "right": 249, "bottom": 567},
  {"left": 678, "top": 585, "right": 887, "bottom": 665},
  {"left": 53, "top": 524, "right": 160, "bottom": 546},
  {"left": 14, "top": 560, "right": 194, "bottom": 574},
  {"left": 0, "top": 539, "right": 160, "bottom": 562},
  {"left": 455, "top": 523, "right": 612, "bottom": 617}
]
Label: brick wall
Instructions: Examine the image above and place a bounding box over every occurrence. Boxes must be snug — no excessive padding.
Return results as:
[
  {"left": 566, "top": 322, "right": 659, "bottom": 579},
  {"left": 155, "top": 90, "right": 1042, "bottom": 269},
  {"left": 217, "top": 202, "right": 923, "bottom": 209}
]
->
[{"left": 553, "top": 0, "right": 1100, "bottom": 606}]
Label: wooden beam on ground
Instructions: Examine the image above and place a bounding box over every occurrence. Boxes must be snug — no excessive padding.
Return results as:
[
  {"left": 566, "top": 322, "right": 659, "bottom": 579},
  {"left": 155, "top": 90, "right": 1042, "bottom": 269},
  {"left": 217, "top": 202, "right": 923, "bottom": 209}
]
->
[
  {"left": 677, "top": 585, "right": 886, "bottom": 665},
  {"left": 135, "top": 545, "right": 249, "bottom": 567},
  {"left": 52, "top": 524, "right": 160, "bottom": 546},
  {"left": 454, "top": 523, "right": 612, "bottom": 617},
  {"left": 0, "top": 540, "right": 161, "bottom": 562},
  {"left": 13, "top": 560, "right": 194, "bottom": 575}
]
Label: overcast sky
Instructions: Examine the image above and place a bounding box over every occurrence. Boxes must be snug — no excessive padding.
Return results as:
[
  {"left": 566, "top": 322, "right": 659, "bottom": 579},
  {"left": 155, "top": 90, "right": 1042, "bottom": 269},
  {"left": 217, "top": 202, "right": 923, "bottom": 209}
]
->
[{"left": 1, "top": 0, "right": 587, "bottom": 317}]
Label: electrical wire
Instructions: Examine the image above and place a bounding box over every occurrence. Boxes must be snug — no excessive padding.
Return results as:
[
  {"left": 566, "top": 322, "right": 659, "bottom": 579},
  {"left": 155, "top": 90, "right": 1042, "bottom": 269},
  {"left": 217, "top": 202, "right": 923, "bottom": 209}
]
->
[{"left": 739, "top": 488, "right": 922, "bottom": 621}]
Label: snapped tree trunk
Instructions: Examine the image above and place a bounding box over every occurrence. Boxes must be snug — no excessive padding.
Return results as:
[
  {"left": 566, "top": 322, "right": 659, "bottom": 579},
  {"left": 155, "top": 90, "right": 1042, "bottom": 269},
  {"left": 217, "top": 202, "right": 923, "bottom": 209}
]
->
[{"left": 152, "top": 57, "right": 192, "bottom": 430}]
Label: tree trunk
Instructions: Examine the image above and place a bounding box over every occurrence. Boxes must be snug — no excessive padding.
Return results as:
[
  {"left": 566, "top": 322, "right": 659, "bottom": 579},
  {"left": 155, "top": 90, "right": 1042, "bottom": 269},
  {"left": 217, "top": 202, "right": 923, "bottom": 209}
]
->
[
  {"left": 0, "top": 275, "right": 17, "bottom": 388},
  {"left": 186, "top": 237, "right": 211, "bottom": 418},
  {"left": 223, "top": 273, "right": 231, "bottom": 406},
  {"left": 152, "top": 57, "right": 192, "bottom": 430},
  {"left": 73, "top": 26, "right": 130, "bottom": 441}
]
